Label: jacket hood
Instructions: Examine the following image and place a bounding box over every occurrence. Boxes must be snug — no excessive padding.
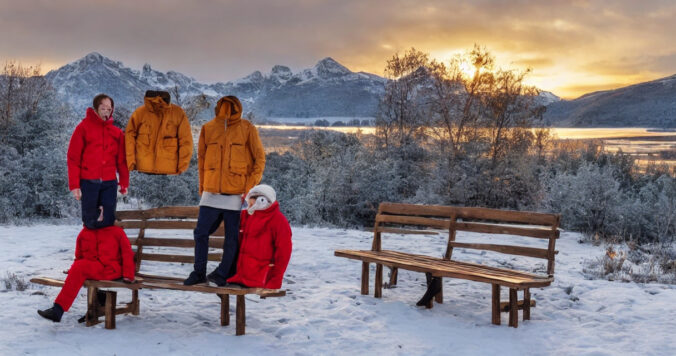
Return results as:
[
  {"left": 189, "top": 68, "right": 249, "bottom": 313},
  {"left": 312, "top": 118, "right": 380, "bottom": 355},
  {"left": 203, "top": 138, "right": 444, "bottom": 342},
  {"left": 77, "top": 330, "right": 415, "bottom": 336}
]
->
[
  {"left": 215, "top": 96, "right": 242, "bottom": 123},
  {"left": 144, "top": 96, "right": 170, "bottom": 114},
  {"left": 85, "top": 107, "right": 113, "bottom": 124}
]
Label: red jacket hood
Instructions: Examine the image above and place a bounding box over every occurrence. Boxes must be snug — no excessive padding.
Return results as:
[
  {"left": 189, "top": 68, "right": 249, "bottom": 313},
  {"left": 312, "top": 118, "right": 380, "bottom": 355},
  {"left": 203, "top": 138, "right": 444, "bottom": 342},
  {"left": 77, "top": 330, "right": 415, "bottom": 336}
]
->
[{"left": 85, "top": 107, "right": 114, "bottom": 126}]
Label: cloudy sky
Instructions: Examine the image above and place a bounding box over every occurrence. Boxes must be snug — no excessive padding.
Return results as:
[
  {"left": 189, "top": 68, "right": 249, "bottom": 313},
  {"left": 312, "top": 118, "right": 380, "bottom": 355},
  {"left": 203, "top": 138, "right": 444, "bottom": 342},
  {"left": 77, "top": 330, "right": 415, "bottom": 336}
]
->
[{"left": 2, "top": 0, "right": 675, "bottom": 99}]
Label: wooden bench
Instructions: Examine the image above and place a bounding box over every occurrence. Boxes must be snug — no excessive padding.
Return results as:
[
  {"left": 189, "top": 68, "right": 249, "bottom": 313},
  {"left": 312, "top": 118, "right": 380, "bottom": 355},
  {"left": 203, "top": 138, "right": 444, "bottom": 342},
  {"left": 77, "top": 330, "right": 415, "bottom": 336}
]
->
[
  {"left": 31, "top": 206, "right": 285, "bottom": 335},
  {"left": 334, "top": 202, "right": 560, "bottom": 327}
]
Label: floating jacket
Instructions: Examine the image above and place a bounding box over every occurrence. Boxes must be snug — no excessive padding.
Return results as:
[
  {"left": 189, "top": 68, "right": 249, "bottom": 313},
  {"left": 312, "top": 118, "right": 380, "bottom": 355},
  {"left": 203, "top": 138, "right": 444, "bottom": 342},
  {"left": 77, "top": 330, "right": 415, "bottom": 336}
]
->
[
  {"left": 125, "top": 96, "right": 193, "bottom": 174},
  {"left": 227, "top": 201, "right": 292, "bottom": 289},
  {"left": 67, "top": 107, "right": 129, "bottom": 191},
  {"left": 198, "top": 96, "right": 265, "bottom": 195},
  {"left": 74, "top": 226, "right": 135, "bottom": 281}
]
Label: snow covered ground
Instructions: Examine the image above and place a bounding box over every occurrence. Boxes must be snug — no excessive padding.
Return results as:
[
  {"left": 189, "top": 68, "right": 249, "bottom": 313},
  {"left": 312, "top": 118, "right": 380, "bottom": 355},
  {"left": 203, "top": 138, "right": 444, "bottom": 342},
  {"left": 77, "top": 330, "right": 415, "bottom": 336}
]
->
[{"left": 1, "top": 224, "right": 675, "bottom": 355}]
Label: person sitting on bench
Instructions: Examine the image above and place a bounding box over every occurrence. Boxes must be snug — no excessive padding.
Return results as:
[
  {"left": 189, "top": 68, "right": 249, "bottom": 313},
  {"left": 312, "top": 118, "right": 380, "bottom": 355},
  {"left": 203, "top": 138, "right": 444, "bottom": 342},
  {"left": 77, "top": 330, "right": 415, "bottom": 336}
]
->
[
  {"left": 37, "top": 226, "right": 135, "bottom": 322},
  {"left": 227, "top": 184, "right": 292, "bottom": 289}
]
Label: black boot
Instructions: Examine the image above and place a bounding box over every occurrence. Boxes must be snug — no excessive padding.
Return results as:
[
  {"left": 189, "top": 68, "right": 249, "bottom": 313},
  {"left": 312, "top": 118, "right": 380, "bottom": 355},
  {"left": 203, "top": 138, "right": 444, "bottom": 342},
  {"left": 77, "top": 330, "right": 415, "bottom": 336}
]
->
[
  {"left": 183, "top": 271, "right": 207, "bottom": 286},
  {"left": 207, "top": 270, "right": 228, "bottom": 287},
  {"left": 416, "top": 275, "right": 442, "bottom": 307},
  {"left": 38, "top": 303, "right": 64, "bottom": 322}
]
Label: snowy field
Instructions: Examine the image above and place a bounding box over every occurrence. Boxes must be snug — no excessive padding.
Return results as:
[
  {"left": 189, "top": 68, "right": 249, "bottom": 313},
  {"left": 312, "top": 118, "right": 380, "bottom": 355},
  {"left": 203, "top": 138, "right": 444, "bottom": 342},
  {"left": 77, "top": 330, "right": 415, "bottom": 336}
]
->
[{"left": 1, "top": 224, "right": 676, "bottom": 356}]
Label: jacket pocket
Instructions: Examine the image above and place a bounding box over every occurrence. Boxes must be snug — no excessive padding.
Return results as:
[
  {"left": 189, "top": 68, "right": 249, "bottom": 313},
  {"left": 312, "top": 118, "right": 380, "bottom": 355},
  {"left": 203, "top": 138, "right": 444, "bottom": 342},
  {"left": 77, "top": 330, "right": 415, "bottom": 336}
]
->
[
  {"left": 204, "top": 168, "right": 219, "bottom": 191},
  {"left": 138, "top": 133, "right": 150, "bottom": 146},
  {"left": 229, "top": 143, "right": 248, "bottom": 175},
  {"left": 238, "top": 254, "right": 270, "bottom": 286},
  {"left": 205, "top": 143, "right": 221, "bottom": 170},
  {"left": 160, "top": 137, "right": 178, "bottom": 158}
]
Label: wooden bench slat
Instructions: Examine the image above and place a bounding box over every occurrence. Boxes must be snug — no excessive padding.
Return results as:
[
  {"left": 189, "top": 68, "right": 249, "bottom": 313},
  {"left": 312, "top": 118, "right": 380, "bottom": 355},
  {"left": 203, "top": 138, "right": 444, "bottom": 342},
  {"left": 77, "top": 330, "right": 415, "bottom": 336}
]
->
[
  {"left": 376, "top": 214, "right": 450, "bottom": 229},
  {"left": 454, "top": 222, "right": 555, "bottom": 239},
  {"left": 447, "top": 241, "right": 550, "bottom": 259},
  {"left": 132, "top": 237, "right": 226, "bottom": 249},
  {"left": 115, "top": 210, "right": 145, "bottom": 220},
  {"left": 454, "top": 207, "right": 559, "bottom": 226},
  {"left": 140, "top": 252, "right": 223, "bottom": 263},
  {"left": 378, "top": 202, "right": 454, "bottom": 217},
  {"left": 142, "top": 206, "right": 199, "bottom": 219},
  {"left": 30, "top": 277, "right": 65, "bottom": 288},
  {"left": 374, "top": 227, "right": 439, "bottom": 235},
  {"left": 118, "top": 220, "right": 199, "bottom": 230},
  {"left": 140, "top": 281, "right": 285, "bottom": 297}
]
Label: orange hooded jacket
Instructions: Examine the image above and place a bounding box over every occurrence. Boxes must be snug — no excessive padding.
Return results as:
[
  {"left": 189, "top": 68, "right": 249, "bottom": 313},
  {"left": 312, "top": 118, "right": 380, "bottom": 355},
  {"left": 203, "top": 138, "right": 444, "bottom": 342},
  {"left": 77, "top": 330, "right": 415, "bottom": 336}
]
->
[
  {"left": 125, "top": 96, "right": 193, "bottom": 174},
  {"left": 198, "top": 96, "right": 265, "bottom": 195}
]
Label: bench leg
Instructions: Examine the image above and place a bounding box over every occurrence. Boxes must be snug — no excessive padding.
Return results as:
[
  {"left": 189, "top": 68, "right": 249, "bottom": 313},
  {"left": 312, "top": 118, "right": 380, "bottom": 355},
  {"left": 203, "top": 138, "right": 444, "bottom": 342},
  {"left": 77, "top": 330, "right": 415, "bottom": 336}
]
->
[
  {"left": 508, "top": 288, "right": 518, "bottom": 328},
  {"left": 131, "top": 289, "right": 140, "bottom": 316},
  {"left": 236, "top": 295, "right": 245, "bottom": 336},
  {"left": 374, "top": 264, "right": 383, "bottom": 298},
  {"left": 492, "top": 284, "right": 500, "bottom": 325},
  {"left": 434, "top": 278, "right": 443, "bottom": 304},
  {"left": 104, "top": 291, "right": 117, "bottom": 330},
  {"left": 86, "top": 286, "right": 101, "bottom": 327},
  {"left": 523, "top": 289, "right": 531, "bottom": 321},
  {"left": 220, "top": 294, "right": 230, "bottom": 326},
  {"left": 360, "top": 262, "right": 369, "bottom": 295},
  {"left": 388, "top": 267, "right": 398, "bottom": 287}
]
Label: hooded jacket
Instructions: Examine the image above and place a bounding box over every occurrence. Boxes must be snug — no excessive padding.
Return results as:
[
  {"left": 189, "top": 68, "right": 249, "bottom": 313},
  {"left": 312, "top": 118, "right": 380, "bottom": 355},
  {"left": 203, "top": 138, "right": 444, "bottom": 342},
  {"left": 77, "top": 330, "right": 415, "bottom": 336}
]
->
[
  {"left": 198, "top": 96, "right": 265, "bottom": 195},
  {"left": 67, "top": 107, "right": 129, "bottom": 191},
  {"left": 125, "top": 96, "right": 193, "bottom": 174},
  {"left": 74, "top": 226, "right": 135, "bottom": 281},
  {"left": 227, "top": 201, "right": 292, "bottom": 289}
]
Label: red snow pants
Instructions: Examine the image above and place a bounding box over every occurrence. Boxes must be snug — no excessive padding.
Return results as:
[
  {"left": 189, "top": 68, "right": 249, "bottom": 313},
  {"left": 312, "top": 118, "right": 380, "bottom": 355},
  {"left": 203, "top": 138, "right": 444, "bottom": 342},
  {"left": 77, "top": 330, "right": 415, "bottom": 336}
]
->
[{"left": 54, "top": 259, "right": 120, "bottom": 311}]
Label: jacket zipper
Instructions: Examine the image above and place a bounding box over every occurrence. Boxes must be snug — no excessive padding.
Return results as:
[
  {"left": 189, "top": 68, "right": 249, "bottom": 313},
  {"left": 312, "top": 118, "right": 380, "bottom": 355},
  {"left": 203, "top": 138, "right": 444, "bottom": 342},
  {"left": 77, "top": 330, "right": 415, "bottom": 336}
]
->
[
  {"left": 154, "top": 106, "right": 167, "bottom": 172},
  {"left": 100, "top": 120, "right": 105, "bottom": 180}
]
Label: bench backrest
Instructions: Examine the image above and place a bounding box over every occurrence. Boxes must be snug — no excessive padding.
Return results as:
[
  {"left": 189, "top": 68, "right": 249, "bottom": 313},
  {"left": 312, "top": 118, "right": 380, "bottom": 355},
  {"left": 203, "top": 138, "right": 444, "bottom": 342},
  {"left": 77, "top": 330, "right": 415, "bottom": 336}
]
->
[
  {"left": 374, "top": 202, "right": 560, "bottom": 276},
  {"left": 115, "top": 207, "right": 226, "bottom": 277}
]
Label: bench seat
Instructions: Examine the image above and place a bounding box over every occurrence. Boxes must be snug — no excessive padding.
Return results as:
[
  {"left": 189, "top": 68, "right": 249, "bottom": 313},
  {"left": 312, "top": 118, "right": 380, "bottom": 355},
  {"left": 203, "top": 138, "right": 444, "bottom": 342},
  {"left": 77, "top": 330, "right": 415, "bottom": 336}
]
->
[{"left": 334, "top": 249, "right": 553, "bottom": 289}]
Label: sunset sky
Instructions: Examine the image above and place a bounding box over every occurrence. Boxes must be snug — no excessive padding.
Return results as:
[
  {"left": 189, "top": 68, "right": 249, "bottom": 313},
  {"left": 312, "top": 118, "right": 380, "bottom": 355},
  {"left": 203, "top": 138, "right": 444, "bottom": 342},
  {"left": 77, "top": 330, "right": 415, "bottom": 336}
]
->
[{"left": 1, "top": 0, "right": 675, "bottom": 99}]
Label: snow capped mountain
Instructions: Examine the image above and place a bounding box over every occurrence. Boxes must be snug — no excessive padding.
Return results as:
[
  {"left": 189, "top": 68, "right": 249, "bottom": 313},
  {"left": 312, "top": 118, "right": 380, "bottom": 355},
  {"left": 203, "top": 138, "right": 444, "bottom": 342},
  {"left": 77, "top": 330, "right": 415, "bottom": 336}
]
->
[
  {"left": 46, "top": 52, "right": 386, "bottom": 120},
  {"left": 536, "top": 91, "right": 560, "bottom": 106}
]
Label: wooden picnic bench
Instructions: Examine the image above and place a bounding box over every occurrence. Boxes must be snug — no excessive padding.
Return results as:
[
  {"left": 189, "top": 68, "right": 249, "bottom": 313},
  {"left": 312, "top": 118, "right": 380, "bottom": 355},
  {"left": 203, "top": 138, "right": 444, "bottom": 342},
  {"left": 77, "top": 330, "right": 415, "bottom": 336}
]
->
[
  {"left": 334, "top": 202, "right": 560, "bottom": 327},
  {"left": 31, "top": 206, "right": 285, "bottom": 335}
]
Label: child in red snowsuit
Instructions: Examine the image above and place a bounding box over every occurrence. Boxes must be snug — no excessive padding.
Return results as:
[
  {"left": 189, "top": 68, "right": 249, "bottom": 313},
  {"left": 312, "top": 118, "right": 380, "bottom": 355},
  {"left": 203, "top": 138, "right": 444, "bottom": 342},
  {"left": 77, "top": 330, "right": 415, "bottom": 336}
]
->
[
  {"left": 227, "top": 184, "right": 292, "bottom": 290},
  {"left": 38, "top": 226, "right": 135, "bottom": 322}
]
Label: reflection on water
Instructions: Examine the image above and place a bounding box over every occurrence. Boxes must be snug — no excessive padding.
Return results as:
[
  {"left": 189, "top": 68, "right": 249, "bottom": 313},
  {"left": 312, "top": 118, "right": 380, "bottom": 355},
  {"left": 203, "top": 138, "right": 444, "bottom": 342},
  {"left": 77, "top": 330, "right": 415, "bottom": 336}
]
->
[{"left": 258, "top": 124, "right": 676, "bottom": 169}]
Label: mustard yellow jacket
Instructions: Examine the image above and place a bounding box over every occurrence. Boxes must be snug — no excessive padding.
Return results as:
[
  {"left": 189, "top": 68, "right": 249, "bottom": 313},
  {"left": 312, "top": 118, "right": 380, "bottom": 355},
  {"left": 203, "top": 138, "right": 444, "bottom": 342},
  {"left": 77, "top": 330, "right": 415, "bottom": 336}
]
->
[
  {"left": 125, "top": 96, "right": 193, "bottom": 174},
  {"left": 199, "top": 96, "right": 265, "bottom": 195}
]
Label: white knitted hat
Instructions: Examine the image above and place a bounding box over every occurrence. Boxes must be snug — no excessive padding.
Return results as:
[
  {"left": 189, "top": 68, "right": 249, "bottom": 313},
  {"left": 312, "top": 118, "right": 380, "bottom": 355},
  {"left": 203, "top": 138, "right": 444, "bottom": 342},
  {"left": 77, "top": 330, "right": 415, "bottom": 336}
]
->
[
  {"left": 245, "top": 184, "right": 277, "bottom": 215},
  {"left": 245, "top": 184, "right": 276, "bottom": 203}
]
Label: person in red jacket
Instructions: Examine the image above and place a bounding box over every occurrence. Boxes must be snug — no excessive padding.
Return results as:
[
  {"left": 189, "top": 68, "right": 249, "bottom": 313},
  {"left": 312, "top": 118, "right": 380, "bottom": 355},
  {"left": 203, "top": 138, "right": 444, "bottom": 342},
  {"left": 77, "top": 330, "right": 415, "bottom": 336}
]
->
[
  {"left": 38, "top": 226, "right": 136, "bottom": 322},
  {"left": 227, "top": 184, "right": 292, "bottom": 290},
  {"left": 67, "top": 94, "right": 129, "bottom": 229}
]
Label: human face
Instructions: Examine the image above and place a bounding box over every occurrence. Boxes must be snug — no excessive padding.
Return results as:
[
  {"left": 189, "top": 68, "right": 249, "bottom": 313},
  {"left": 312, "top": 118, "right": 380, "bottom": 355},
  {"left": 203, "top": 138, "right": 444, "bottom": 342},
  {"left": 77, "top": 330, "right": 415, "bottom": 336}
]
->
[{"left": 97, "top": 98, "right": 112, "bottom": 120}]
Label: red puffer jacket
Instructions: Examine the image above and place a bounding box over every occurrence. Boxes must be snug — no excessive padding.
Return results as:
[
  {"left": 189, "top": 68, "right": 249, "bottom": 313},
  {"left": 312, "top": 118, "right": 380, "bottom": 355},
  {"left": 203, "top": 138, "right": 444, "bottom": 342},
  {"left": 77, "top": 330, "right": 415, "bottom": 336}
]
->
[
  {"left": 75, "top": 226, "right": 135, "bottom": 280},
  {"left": 67, "top": 108, "right": 129, "bottom": 191},
  {"left": 227, "top": 201, "right": 292, "bottom": 289}
]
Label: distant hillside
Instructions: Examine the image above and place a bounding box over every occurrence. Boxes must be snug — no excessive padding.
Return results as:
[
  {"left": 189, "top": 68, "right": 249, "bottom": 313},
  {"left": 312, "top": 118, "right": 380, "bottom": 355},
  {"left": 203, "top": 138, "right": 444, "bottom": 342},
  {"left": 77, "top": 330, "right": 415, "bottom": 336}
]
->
[{"left": 543, "top": 74, "right": 676, "bottom": 128}]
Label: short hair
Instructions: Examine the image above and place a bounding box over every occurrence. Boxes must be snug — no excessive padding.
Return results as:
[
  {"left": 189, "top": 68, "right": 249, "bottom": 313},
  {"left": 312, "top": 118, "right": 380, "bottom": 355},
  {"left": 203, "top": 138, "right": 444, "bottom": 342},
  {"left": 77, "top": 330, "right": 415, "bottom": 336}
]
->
[{"left": 93, "top": 94, "right": 114, "bottom": 110}]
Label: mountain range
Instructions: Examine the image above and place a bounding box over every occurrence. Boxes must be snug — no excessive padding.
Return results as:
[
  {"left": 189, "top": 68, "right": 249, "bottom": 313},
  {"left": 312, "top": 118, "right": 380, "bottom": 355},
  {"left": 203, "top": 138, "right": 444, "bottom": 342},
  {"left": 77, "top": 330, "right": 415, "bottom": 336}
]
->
[
  {"left": 46, "top": 52, "right": 385, "bottom": 121},
  {"left": 45, "top": 52, "right": 676, "bottom": 127},
  {"left": 543, "top": 75, "right": 676, "bottom": 128}
]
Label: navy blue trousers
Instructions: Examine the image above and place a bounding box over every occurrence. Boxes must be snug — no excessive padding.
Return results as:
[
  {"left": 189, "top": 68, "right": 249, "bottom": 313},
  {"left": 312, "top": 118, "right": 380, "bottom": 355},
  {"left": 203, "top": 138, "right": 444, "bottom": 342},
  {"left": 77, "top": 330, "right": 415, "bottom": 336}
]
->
[
  {"left": 80, "top": 179, "right": 117, "bottom": 229},
  {"left": 193, "top": 206, "right": 240, "bottom": 278}
]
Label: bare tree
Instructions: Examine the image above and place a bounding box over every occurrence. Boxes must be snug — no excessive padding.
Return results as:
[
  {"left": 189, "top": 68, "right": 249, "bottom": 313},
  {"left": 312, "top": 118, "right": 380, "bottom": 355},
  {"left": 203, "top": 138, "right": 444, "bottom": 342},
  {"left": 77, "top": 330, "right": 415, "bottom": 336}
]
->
[
  {"left": 0, "top": 61, "right": 49, "bottom": 142},
  {"left": 427, "top": 45, "right": 494, "bottom": 157},
  {"left": 376, "top": 48, "right": 430, "bottom": 152}
]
